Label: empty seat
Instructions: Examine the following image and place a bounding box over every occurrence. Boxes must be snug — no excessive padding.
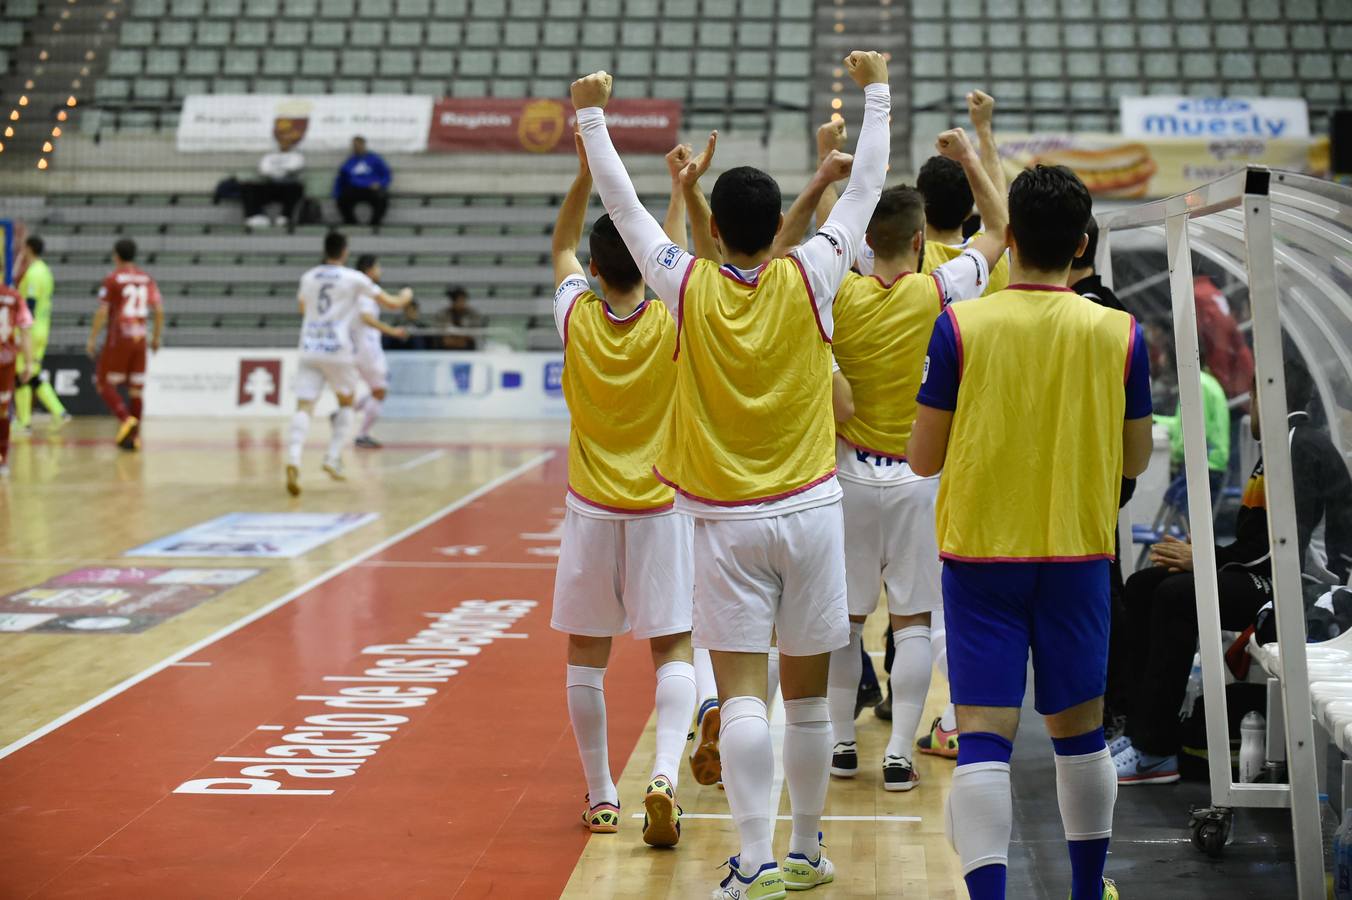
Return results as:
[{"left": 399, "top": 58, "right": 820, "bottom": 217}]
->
[
  {"left": 581, "top": 21, "right": 616, "bottom": 47},
  {"left": 107, "top": 49, "right": 144, "bottom": 76},
  {"left": 253, "top": 77, "right": 291, "bottom": 93},
  {"left": 543, "top": 21, "right": 578, "bottom": 46},
  {"left": 159, "top": 22, "right": 194, "bottom": 46},
  {"left": 300, "top": 48, "right": 337, "bottom": 76},
  {"left": 195, "top": 21, "right": 232, "bottom": 46},
  {"left": 504, "top": 21, "right": 539, "bottom": 47},
  {"left": 426, "top": 22, "right": 463, "bottom": 46},
  {"left": 361, "top": 0, "right": 395, "bottom": 16},
  {"left": 419, "top": 49, "right": 454, "bottom": 75},
  {"left": 234, "top": 21, "right": 270, "bottom": 46},
  {"left": 389, "top": 22, "right": 423, "bottom": 44},
  {"left": 211, "top": 76, "right": 250, "bottom": 93},
  {"left": 380, "top": 50, "right": 415, "bottom": 76},
  {"left": 459, "top": 49, "right": 494, "bottom": 75},
  {"left": 223, "top": 49, "right": 260, "bottom": 75},
  {"left": 433, "top": 0, "right": 469, "bottom": 14},
  {"left": 283, "top": 0, "right": 317, "bottom": 14},
  {"left": 465, "top": 21, "right": 499, "bottom": 46},
  {"left": 537, "top": 49, "right": 575, "bottom": 77},
  {"left": 245, "top": 0, "right": 281, "bottom": 14},
  {"left": 145, "top": 49, "right": 182, "bottom": 76},
  {"left": 311, "top": 22, "right": 346, "bottom": 46},
  {"left": 120, "top": 22, "right": 156, "bottom": 45},
  {"left": 343, "top": 49, "right": 377, "bottom": 76},
  {"left": 263, "top": 49, "right": 300, "bottom": 76},
  {"left": 697, "top": 21, "right": 732, "bottom": 47},
  {"left": 171, "top": 0, "right": 206, "bottom": 15},
  {"left": 94, "top": 78, "right": 131, "bottom": 102},
  {"left": 135, "top": 78, "right": 172, "bottom": 101},
  {"left": 621, "top": 21, "right": 657, "bottom": 46},
  {"left": 174, "top": 77, "right": 209, "bottom": 98},
  {"left": 290, "top": 77, "right": 327, "bottom": 93},
  {"left": 273, "top": 22, "right": 308, "bottom": 46},
  {"left": 397, "top": 0, "right": 432, "bottom": 14},
  {"left": 320, "top": 0, "right": 356, "bottom": 13},
  {"left": 371, "top": 78, "right": 410, "bottom": 93},
  {"left": 350, "top": 21, "right": 388, "bottom": 46}
]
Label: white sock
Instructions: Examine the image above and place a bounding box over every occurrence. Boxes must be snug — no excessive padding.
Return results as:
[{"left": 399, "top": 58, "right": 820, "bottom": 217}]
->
[
  {"left": 1054, "top": 747, "right": 1117, "bottom": 840},
  {"left": 886, "top": 626, "right": 933, "bottom": 759},
  {"left": 931, "top": 607, "right": 956, "bottom": 732},
  {"left": 720, "top": 695, "right": 774, "bottom": 868},
  {"left": 286, "top": 409, "right": 310, "bottom": 467},
  {"left": 566, "top": 664, "right": 617, "bottom": 807},
  {"left": 948, "top": 762, "right": 1013, "bottom": 875},
  {"left": 327, "top": 406, "right": 354, "bottom": 464},
  {"left": 359, "top": 396, "right": 382, "bottom": 438},
  {"left": 827, "top": 621, "right": 864, "bottom": 745},
  {"left": 652, "top": 660, "right": 697, "bottom": 788},
  {"left": 693, "top": 647, "right": 718, "bottom": 704},
  {"left": 784, "top": 696, "right": 831, "bottom": 859},
  {"left": 766, "top": 647, "right": 780, "bottom": 702},
  {"left": 941, "top": 703, "right": 957, "bottom": 733}
]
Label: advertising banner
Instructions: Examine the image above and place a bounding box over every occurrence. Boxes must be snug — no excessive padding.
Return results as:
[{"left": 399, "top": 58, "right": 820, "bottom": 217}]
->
[
  {"left": 0, "top": 566, "right": 260, "bottom": 633},
  {"left": 428, "top": 98, "right": 680, "bottom": 154},
  {"left": 176, "top": 95, "right": 434, "bottom": 153},
  {"left": 909, "top": 133, "right": 1330, "bottom": 200},
  {"left": 1120, "top": 96, "right": 1310, "bottom": 140},
  {"left": 33, "top": 353, "right": 102, "bottom": 416},
  {"left": 127, "top": 512, "right": 379, "bottom": 558}
]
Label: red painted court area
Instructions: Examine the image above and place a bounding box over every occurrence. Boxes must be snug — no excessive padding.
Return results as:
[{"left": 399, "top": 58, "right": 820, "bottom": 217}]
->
[{"left": 0, "top": 452, "right": 655, "bottom": 899}]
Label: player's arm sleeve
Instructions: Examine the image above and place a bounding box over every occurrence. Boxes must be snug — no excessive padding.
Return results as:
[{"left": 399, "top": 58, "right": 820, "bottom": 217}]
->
[
  {"left": 1124, "top": 322, "right": 1152, "bottom": 419},
  {"left": 915, "top": 310, "right": 961, "bottom": 412},
  {"left": 931, "top": 249, "right": 991, "bottom": 305},
  {"left": 791, "top": 83, "right": 891, "bottom": 316},
  {"left": 97, "top": 280, "right": 110, "bottom": 305},
  {"left": 16, "top": 300, "right": 33, "bottom": 329},
  {"left": 553, "top": 276, "right": 589, "bottom": 342},
  {"left": 576, "top": 107, "right": 693, "bottom": 313}
]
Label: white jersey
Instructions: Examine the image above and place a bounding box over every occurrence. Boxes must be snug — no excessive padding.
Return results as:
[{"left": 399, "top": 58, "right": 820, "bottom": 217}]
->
[
  {"left": 297, "top": 264, "right": 379, "bottom": 361},
  {"left": 355, "top": 294, "right": 384, "bottom": 356}
]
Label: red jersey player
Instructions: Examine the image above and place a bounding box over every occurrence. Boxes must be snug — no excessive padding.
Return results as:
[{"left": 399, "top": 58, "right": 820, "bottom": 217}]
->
[
  {"left": 0, "top": 284, "right": 36, "bottom": 475},
  {"left": 87, "top": 238, "right": 163, "bottom": 450}
]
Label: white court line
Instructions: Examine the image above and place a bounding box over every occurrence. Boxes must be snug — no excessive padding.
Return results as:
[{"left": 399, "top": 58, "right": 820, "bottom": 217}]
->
[
  {"left": 388, "top": 449, "right": 445, "bottom": 472},
  {"left": 628, "top": 813, "right": 922, "bottom": 823},
  {"left": 0, "top": 451, "right": 554, "bottom": 761},
  {"left": 358, "top": 560, "right": 556, "bottom": 570},
  {"left": 169, "top": 662, "right": 212, "bottom": 667}
]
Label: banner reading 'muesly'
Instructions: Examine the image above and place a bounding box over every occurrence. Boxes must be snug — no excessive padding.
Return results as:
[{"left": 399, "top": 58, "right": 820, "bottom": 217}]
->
[{"left": 428, "top": 98, "right": 680, "bottom": 154}]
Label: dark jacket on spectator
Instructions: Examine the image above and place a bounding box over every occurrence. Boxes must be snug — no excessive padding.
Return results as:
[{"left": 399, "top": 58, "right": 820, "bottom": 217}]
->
[{"left": 334, "top": 152, "right": 392, "bottom": 196}]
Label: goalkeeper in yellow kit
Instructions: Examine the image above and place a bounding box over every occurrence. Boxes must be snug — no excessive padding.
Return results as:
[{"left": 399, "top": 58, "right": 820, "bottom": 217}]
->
[{"left": 15, "top": 236, "right": 70, "bottom": 431}]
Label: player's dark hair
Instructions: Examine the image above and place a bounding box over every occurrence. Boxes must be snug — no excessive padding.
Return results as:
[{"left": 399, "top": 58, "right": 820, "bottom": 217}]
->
[
  {"left": 1007, "top": 165, "right": 1092, "bottom": 272},
  {"left": 113, "top": 238, "right": 137, "bottom": 263},
  {"left": 354, "top": 253, "right": 378, "bottom": 274},
  {"left": 323, "top": 231, "right": 347, "bottom": 260},
  {"left": 25, "top": 235, "right": 44, "bottom": 256},
  {"left": 588, "top": 214, "right": 642, "bottom": 292},
  {"left": 866, "top": 185, "right": 926, "bottom": 262},
  {"left": 916, "top": 156, "right": 974, "bottom": 231},
  {"left": 447, "top": 285, "right": 468, "bottom": 302},
  {"left": 1074, "top": 216, "right": 1100, "bottom": 270},
  {"left": 710, "top": 166, "right": 782, "bottom": 257}
]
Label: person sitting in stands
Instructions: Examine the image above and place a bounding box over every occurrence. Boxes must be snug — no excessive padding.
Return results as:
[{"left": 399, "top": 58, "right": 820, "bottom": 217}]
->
[
  {"left": 241, "top": 135, "right": 305, "bottom": 230},
  {"left": 437, "top": 286, "right": 484, "bottom": 350},
  {"left": 334, "top": 136, "right": 393, "bottom": 227}
]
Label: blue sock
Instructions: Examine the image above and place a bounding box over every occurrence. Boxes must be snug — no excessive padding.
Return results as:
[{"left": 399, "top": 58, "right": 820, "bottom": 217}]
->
[
  {"left": 964, "top": 862, "right": 1007, "bottom": 899},
  {"left": 1052, "top": 728, "right": 1110, "bottom": 900}
]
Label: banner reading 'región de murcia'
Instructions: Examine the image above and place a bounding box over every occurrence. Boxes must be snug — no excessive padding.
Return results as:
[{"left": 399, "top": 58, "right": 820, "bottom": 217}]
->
[
  {"left": 176, "top": 95, "right": 435, "bottom": 153},
  {"left": 427, "top": 98, "right": 681, "bottom": 153}
]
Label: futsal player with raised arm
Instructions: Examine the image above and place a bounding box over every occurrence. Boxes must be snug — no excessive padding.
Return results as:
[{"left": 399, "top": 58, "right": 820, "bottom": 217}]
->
[
  {"left": 573, "top": 52, "right": 890, "bottom": 899},
  {"left": 853, "top": 91, "right": 1011, "bottom": 296},
  {"left": 286, "top": 232, "right": 410, "bottom": 497},
  {"left": 550, "top": 135, "right": 700, "bottom": 849},
  {"left": 907, "top": 165, "right": 1154, "bottom": 900},
  {"left": 819, "top": 126, "right": 1007, "bottom": 792},
  {"left": 350, "top": 254, "right": 412, "bottom": 449}
]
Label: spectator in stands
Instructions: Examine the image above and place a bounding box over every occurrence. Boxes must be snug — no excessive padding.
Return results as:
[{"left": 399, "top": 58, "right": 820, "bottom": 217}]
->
[
  {"left": 1112, "top": 357, "right": 1352, "bottom": 786},
  {"left": 241, "top": 135, "right": 306, "bottom": 230},
  {"left": 334, "top": 136, "right": 392, "bottom": 227},
  {"left": 386, "top": 299, "right": 426, "bottom": 350},
  {"left": 436, "top": 286, "right": 484, "bottom": 350}
]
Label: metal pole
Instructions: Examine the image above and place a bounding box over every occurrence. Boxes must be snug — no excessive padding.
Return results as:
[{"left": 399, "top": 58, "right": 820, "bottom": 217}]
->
[
  {"left": 1244, "top": 183, "right": 1326, "bottom": 899},
  {"left": 1164, "top": 210, "right": 1235, "bottom": 807}
]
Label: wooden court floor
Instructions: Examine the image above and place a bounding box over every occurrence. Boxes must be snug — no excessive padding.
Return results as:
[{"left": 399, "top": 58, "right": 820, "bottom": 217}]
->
[{"left": 0, "top": 416, "right": 966, "bottom": 899}]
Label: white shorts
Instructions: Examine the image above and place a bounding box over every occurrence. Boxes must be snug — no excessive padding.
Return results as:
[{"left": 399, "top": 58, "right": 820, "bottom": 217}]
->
[
  {"left": 692, "top": 501, "right": 849, "bottom": 657},
  {"left": 294, "top": 357, "right": 358, "bottom": 402},
  {"left": 841, "top": 475, "right": 942, "bottom": 618},
  {"left": 356, "top": 343, "right": 388, "bottom": 392},
  {"left": 550, "top": 509, "right": 694, "bottom": 640}
]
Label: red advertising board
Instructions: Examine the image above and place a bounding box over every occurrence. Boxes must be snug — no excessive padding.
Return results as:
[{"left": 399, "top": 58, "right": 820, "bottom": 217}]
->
[{"left": 428, "top": 97, "right": 680, "bottom": 154}]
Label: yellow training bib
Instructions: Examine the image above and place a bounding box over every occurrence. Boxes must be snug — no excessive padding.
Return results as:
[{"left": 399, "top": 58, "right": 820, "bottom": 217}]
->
[
  {"left": 656, "top": 258, "right": 835, "bottom": 505},
  {"left": 935, "top": 285, "right": 1134, "bottom": 560},
  {"left": 563, "top": 290, "right": 677, "bottom": 512},
  {"left": 833, "top": 270, "right": 943, "bottom": 458}
]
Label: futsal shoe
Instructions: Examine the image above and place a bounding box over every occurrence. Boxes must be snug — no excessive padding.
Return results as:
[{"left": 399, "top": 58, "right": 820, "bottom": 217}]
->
[
  {"left": 285, "top": 465, "right": 301, "bottom": 497},
  {"left": 116, "top": 416, "right": 139, "bottom": 450},
  {"left": 882, "top": 754, "right": 919, "bottom": 792},
  {"left": 322, "top": 458, "right": 346, "bottom": 481},
  {"left": 917, "top": 716, "right": 959, "bottom": 759},
  {"left": 581, "top": 795, "right": 620, "bottom": 834},
  {"left": 782, "top": 843, "right": 834, "bottom": 892},
  {"left": 1073, "top": 877, "right": 1120, "bottom": 899},
  {"left": 874, "top": 687, "right": 892, "bottom": 721},
  {"left": 830, "top": 741, "right": 858, "bottom": 778},
  {"left": 53, "top": 412, "right": 72, "bottom": 430},
  {"left": 1108, "top": 734, "right": 1133, "bottom": 757},
  {"left": 1114, "top": 746, "right": 1179, "bottom": 785},
  {"left": 713, "top": 857, "right": 786, "bottom": 900},
  {"left": 354, "top": 435, "right": 382, "bottom": 449},
  {"left": 641, "top": 774, "right": 681, "bottom": 848},
  {"left": 689, "top": 698, "right": 722, "bottom": 786}
]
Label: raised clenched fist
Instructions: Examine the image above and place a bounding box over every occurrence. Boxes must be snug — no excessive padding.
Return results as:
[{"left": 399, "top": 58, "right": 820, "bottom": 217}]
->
[
  {"left": 935, "top": 127, "right": 976, "bottom": 162},
  {"left": 843, "top": 50, "right": 888, "bottom": 88},
  {"left": 665, "top": 143, "right": 693, "bottom": 181},
  {"left": 570, "top": 71, "right": 613, "bottom": 110},
  {"left": 967, "top": 90, "right": 994, "bottom": 128},
  {"left": 817, "top": 149, "right": 854, "bottom": 183},
  {"left": 816, "top": 119, "right": 846, "bottom": 163}
]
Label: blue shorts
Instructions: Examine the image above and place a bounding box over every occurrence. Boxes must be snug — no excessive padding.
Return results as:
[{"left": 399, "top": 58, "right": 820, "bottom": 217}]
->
[{"left": 942, "top": 559, "right": 1110, "bottom": 716}]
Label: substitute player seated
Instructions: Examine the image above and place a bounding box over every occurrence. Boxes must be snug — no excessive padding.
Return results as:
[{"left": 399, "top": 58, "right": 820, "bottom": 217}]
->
[{"left": 549, "top": 133, "right": 697, "bottom": 849}]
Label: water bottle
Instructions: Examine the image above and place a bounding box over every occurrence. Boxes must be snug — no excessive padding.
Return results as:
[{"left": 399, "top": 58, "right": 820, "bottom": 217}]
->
[
  {"left": 1334, "top": 808, "right": 1352, "bottom": 899},
  {"left": 1238, "top": 711, "right": 1266, "bottom": 782},
  {"left": 1180, "top": 655, "right": 1204, "bottom": 720},
  {"left": 1322, "top": 794, "right": 1340, "bottom": 877}
]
